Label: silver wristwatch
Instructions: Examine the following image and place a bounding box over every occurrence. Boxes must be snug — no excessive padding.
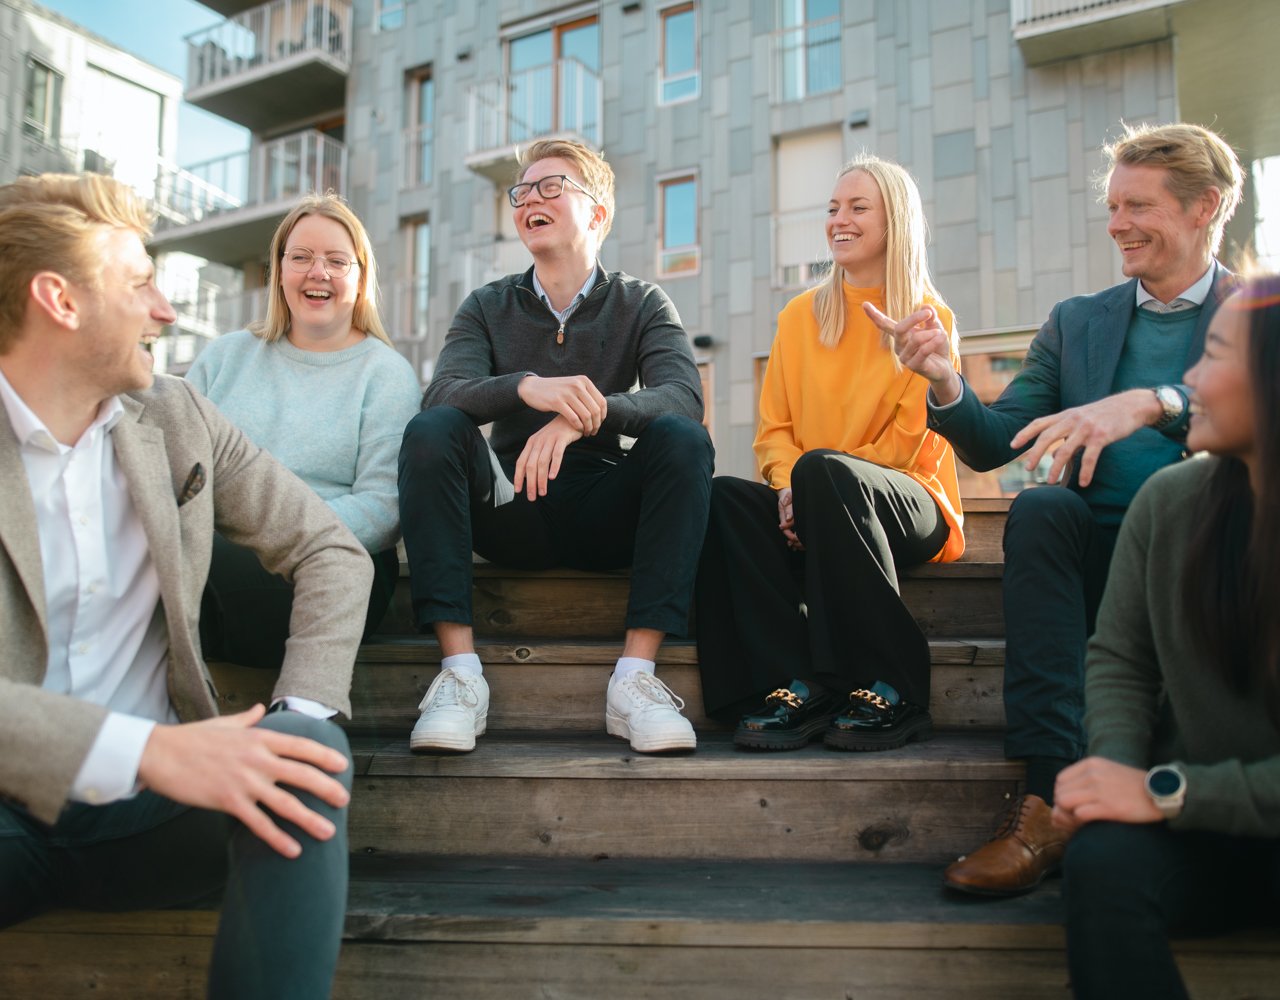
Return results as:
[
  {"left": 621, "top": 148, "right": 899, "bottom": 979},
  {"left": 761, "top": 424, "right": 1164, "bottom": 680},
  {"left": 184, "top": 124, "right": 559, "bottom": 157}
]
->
[
  {"left": 1151, "top": 385, "right": 1186, "bottom": 431},
  {"left": 1145, "top": 763, "right": 1187, "bottom": 819}
]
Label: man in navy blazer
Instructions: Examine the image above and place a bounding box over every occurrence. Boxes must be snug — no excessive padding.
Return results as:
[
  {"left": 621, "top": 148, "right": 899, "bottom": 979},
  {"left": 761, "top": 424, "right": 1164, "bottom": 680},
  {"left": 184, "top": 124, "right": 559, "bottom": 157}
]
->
[{"left": 868, "top": 122, "right": 1244, "bottom": 895}]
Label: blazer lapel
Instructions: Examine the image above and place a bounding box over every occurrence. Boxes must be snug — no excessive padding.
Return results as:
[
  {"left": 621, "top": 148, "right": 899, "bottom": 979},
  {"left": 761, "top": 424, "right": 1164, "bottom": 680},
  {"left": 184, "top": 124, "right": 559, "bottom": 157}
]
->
[
  {"left": 111, "top": 396, "right": 186, "bottom": 625},
  {"left": 1084, "top": 279, "right": 1137, "bottom": 402},
  {"left": 1186, "top": 262, "right": 1234, "bottom": 369},
  {"left": 0, "top": 408, "right": 47, "bottom": 635}
]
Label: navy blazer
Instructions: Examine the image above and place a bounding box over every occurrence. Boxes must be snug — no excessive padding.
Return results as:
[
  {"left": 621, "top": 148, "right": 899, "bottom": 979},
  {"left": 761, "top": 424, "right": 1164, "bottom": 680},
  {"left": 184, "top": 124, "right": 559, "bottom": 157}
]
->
[{"left": 928, "top": 263, "right": 1234, "bottom": 477}]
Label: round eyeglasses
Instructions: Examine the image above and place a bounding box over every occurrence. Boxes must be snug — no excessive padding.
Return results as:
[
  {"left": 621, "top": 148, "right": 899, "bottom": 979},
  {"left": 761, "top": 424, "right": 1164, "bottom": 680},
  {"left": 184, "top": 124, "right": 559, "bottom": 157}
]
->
[
  {"left": 283, "top": 249, "right": 358, "bottom": 278},
  {"left": 507, "top": 174, "right": 600, "bottom": 209}
]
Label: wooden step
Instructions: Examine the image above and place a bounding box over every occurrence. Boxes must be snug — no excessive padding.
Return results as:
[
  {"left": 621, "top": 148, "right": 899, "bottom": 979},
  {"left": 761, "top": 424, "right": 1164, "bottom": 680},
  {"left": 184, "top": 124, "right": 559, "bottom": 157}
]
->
[
  {"left": 380, "top": 560, "right": 1004, "bottom": 639},
  {"left": 211, "top": 637, "right": 1007, "bottom": 734},
  {"left": 345, "top": 731, "right": 1023, "bottom": 864},
  {"left": 6, "top": 855, "right": 1275, "bottom": 1000}
]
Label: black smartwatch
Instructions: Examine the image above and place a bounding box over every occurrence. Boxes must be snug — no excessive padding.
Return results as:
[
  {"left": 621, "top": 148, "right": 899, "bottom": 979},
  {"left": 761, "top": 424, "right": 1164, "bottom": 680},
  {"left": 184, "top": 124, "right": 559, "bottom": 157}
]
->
[{"left": 1144, "top": 763, "right": 1187, "bottom": 819}]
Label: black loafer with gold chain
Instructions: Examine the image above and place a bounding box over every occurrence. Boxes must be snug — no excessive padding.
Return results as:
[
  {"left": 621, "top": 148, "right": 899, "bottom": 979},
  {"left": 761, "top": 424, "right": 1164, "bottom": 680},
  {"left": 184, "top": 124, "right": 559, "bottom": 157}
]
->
[
  {"left": 734, "top": 680, "right": 842, "bottom": 751},
  {"left": 824, "top": 680, "right": 933, "bottom": 751}
]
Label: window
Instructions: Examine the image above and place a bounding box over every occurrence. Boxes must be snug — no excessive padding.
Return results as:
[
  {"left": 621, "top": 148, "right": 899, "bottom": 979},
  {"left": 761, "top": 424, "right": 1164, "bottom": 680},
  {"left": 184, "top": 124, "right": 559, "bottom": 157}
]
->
[
  {"left": 659, "top": 3, "right": 699, "bottom": 105},
  {"left": 774, "top": 128, "right": 842, "bottom": 287},
  {"left": 408, "top": 218, "right": 431, "bottom": 342},
  {"left": 404, "top": 69, "right": 434, "bottom": 187},
  {"left": 375, "top": 0, "right": 405, "bottom": 31},
  {"left": 507, "top": 15, "right": 600, "bottom": 144},
  {"left": 777, "top": 0, "right": 841, "bottom": 102},
  {"left": 658, "top": 173, "right": 699, "bottom": 277},
  {"left": 23, "top": 58, "right": 62, "bottom": 143}
]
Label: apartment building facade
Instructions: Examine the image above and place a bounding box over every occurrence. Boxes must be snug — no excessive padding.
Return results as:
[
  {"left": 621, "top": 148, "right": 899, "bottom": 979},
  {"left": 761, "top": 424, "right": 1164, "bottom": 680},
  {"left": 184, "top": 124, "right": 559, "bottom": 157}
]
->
[{"left": 153, "top": 0, "right": 1278, "bottom": 481}]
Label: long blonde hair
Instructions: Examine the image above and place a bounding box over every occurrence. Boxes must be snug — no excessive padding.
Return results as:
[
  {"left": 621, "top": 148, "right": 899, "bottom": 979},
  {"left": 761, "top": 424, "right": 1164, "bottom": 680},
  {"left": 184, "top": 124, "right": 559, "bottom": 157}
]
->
[
  {"left": 252, "top": 193, "right": 391, "bottom": 345},
  {"left": 812, "top": 155, "right": 944, "bottom": 350}
]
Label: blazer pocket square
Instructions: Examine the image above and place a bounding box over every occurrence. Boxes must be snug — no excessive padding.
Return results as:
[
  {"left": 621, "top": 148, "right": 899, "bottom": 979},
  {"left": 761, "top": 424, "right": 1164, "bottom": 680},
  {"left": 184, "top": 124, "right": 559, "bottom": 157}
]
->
[{"left": 177, "top": 463, "right": 206, "bottom": 506}]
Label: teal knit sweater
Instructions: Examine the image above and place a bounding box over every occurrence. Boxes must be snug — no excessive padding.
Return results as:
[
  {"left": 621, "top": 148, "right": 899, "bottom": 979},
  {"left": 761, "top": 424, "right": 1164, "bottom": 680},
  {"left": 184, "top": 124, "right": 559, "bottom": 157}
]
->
[{"left": 187, "top": 330, "right": 422, "bottom": 552}]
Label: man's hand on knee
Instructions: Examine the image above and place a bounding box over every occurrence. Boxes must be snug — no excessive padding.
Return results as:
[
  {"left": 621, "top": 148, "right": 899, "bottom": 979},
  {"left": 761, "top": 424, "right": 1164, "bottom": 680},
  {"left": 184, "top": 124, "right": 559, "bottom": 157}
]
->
[
  {"left": 514, "top": 415, "right": 583, "bottom": 500},
  {"left": 1009, "top": 389, "right": 1164, "bottom": 487},
  {"left": 137, "top": 704, "right": 350, "bottom": 859}
]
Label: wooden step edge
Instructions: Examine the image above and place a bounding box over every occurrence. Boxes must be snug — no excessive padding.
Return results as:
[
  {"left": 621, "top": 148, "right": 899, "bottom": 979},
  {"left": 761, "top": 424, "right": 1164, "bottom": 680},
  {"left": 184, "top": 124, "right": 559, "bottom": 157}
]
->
[
  {"left": 353, "top": 636, "right": 1006, "bottom": 667},
  {"left": 352, "top": 730, "right": 1025, "bottom": 782},
  {"left": 396, "top": 560, "right": 1006, "bottom": 580}
]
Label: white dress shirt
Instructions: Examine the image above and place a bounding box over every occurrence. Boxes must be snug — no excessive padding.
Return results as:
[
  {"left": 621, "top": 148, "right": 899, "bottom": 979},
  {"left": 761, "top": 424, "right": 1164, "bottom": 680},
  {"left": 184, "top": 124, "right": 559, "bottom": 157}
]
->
[{"left": 0, "top": 367, "right": 171, "bottom": 805}]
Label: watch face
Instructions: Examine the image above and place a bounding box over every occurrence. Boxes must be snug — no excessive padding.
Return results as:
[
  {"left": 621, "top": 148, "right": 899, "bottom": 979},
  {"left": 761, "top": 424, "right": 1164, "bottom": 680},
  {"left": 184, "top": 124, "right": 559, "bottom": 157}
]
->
[{"left": 1149, "top": 767, "right": 1183, "bottom": 796}]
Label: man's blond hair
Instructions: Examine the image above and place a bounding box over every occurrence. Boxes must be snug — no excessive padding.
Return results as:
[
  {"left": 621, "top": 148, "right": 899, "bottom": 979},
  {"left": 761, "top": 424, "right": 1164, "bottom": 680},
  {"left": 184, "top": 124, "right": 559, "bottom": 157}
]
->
[
  {"left": 0, "top": 173, "right": 153, "bottom": 353},
  {"left": 1103, "top": 122, "right": 1244, "bottom": 255},
  {"left": 516, "top": 139, "right": 616, "bottom": 242}
]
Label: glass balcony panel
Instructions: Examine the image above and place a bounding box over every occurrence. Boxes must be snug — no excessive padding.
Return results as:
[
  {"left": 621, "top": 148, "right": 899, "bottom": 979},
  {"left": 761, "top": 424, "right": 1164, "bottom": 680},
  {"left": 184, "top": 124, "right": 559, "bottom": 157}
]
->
[{"left": 773, "top": 15, "right": 841, "bottom": 103}]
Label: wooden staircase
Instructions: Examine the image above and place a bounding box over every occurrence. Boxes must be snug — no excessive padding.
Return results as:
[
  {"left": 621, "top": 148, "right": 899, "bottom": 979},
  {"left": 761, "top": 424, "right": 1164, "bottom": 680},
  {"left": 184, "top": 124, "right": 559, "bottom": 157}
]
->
[{"left": 3, "top": 499, "right": 1276, "bottom": 998}]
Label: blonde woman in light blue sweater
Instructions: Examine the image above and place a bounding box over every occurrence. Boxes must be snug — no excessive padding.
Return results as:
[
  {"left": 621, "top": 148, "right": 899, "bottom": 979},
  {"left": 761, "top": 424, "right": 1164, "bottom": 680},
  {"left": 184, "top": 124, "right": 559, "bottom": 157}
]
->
[{"left": 188, "top": 193, "right": 421, "bottom": 668}]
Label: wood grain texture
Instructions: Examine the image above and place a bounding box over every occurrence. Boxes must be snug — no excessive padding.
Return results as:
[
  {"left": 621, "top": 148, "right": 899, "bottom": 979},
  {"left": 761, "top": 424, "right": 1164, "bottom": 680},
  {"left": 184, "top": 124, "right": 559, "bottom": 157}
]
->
[{"left": 210, "top": 639, "right": 1008, "bottom": 734}]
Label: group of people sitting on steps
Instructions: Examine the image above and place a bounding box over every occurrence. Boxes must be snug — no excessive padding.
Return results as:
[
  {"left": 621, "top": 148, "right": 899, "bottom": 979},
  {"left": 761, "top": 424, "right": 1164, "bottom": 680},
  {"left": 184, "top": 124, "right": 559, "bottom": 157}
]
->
[{"left": 0, "top": 119, "right": 1274, "bottom": 999}]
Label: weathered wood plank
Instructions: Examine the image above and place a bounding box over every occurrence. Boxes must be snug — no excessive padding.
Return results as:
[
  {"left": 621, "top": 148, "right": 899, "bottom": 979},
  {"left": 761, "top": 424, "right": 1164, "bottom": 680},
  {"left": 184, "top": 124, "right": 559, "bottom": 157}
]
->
[{"left": 211, "top": 639, "right": 1008, "bottom": 735}]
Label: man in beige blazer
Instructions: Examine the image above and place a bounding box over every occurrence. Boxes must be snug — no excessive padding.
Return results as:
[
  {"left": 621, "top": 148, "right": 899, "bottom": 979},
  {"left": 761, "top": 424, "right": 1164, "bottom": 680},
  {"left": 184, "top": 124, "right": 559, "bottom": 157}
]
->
[{"left": 0, "top": 174, "right": 372, "bottom": 999}]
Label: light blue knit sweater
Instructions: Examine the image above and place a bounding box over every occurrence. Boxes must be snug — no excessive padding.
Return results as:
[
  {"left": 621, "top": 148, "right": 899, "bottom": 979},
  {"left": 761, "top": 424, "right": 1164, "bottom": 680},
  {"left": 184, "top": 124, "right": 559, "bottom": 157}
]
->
[{"left": 187, "top": 330, "right": 422, "bottom": 552}]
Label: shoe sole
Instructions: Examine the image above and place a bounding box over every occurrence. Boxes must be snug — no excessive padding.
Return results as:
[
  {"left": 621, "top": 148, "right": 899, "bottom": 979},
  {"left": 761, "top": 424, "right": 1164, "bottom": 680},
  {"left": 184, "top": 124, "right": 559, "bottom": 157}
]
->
[
  {"left": 409, "top": 715, "right": 488, "bottom": 753},
  {"left": 606, "top": 713, "right": 697, "bottom": 753},
  {"left": 942, "top": 864, "right": 1062, "bottom": 897},
  {"left": 733, "top": 716, "right": 834, "bottom": 751},
  {"left": 823, "top": 716, "right": 933, "bottom": 752}
]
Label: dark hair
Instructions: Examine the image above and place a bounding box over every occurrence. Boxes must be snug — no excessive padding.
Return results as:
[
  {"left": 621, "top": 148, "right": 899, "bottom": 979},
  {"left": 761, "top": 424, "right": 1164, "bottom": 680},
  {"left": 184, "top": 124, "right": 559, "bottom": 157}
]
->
[{"left": 1183, "top": 274, "right": 1280, "bottom": 722}]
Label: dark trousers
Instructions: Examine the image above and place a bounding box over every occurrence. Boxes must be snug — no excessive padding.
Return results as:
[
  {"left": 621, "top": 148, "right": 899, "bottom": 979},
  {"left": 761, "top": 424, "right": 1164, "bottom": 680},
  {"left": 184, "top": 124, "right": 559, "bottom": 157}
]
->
[
  {"left": 1002, "top": 487, "right": 1119, "bottom": 760},
  {"left": 200, "top": 533, "right": 397, "bottom": 669},
  {"left": 1065, "top": 821, "right": 1280, "bottom": 999},
  {"left": 0, "top": 712, "right": 352, "bottom": 1000},
  {"left": 694, "top": 450, "right": 950, "bottom": 719},
  {"left": 398, "top": 406, "right": 714, "bottom": 637}
]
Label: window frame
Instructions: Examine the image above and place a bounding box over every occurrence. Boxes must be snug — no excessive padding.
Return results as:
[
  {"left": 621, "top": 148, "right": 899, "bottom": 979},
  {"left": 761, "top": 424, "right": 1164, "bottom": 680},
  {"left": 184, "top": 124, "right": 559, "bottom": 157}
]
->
[
  {"left": 374, "top": 0, "right": 406, "bottom": 32},
  {"left": 657, "top": 170, "right": 701, "bottom": 278},
  {"left": 403, "top": 66, "right": 434, "bottom": 188},
  {"left": 657, "top": 2, "right": 700, "bottom": 107},
  {"left": 23, "top": 57, "right": 62, "bottom": 143}
]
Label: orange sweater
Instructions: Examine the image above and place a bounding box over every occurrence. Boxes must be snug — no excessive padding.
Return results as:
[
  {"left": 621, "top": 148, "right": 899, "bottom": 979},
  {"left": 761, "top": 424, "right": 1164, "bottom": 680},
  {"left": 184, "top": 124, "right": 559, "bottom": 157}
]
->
[{"left": 754, "top": 283, "right": 965, "bottom": 562}]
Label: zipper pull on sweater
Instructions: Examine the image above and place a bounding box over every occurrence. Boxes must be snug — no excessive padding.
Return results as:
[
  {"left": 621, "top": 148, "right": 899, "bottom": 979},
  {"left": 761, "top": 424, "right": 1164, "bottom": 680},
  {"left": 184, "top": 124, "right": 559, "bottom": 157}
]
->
[{"left": 556, "top": 323, "right": 565, "bottom": 345}]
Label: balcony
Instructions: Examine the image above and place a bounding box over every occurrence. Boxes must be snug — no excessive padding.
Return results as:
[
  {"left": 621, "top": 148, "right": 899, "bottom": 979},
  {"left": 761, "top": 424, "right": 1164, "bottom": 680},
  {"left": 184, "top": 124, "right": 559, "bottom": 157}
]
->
[
  {"left": 772, "top": 15, "right": 841, "bottom": 104},
  {"left": 1011, "top": 0, "right": 1186, "bottom": 65},
  {"left": 150, "top": 130, "right": 347, "bottom": 266},
  {"left": 184, "top": 0, "right": 351, "bottom": 131},
  {"left": 465, "top": 58, "right": 602, "bottom": 184}
]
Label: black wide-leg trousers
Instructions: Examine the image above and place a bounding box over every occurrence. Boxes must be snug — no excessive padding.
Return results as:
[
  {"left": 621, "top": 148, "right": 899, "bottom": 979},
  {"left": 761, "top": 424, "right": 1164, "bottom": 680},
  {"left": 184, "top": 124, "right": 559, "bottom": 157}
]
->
[
  {"left": 398, "top": 406, "right": 714, "bottom": 637},
  {"left": 694, "top": 449, "right": 950, "bottom": 721}
]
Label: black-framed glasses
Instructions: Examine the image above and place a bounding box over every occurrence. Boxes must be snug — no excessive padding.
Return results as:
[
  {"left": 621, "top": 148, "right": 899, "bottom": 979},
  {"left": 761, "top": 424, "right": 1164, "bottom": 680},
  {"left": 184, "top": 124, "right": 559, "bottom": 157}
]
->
[
  {"left": 283, "top": 248, "right": 358, "bottom": 278},
  {"left": 507, "top": 174, "right": 599, "bottom": 209}
]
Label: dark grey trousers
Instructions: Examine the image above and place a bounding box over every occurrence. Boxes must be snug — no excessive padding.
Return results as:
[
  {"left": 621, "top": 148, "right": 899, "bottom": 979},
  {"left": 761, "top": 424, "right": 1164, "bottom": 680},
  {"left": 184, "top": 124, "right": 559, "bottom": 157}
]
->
[{"left": 0, "top": 711, "right": 352, "bottom": 1000}]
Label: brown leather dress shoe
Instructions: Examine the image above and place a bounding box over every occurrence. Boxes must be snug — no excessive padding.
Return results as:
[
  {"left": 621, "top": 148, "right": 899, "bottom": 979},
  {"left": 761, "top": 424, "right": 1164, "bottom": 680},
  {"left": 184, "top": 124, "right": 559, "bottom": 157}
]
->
[{"left": 943, "top": 794, "right": 1068, "bottom": 896}]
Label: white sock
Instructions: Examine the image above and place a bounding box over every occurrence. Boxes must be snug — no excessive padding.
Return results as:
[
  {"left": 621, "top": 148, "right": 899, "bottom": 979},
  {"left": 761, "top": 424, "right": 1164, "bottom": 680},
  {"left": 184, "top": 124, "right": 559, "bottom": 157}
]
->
[
  {"left": 442, "top": 652, "right": 483, "bottom": 677},
  {"left": 612, "top": 657, "right": 655, "bottom": 684}
]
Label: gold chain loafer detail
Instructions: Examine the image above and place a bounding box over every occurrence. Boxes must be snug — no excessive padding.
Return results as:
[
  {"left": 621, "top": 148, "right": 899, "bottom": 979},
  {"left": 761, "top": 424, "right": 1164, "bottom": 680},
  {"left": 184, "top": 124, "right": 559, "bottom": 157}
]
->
[{"left": 942, "top": 793, "right": 1069, "bottom": 896}]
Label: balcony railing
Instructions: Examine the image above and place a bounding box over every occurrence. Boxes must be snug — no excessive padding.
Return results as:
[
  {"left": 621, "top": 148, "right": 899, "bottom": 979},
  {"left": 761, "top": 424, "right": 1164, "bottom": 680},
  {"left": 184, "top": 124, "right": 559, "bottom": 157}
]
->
[
  {"left": 1011, "top": 0, "right": 1175, "bottom": 27},
  {"left": 772, "top": 15, "right": 841, "bottom": 103},
  {"left": 153, "top": 130, "right": 347, "bottom": 229},
  {"left": 186, "top": 0, "right": 351, "bottom": 90},
  {"left": 467, "top": 58, "right": 602, "bottom": 158},
  {"left": 403, "top": 123, "right": 433, "bottom": 188}
]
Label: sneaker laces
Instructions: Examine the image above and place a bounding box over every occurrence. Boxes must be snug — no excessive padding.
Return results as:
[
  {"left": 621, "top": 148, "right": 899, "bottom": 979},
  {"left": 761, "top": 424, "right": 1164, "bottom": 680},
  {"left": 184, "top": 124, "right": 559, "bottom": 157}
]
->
[
  {"left": 418, "top": 667, "right": 481, "bottom": 712},
  {"left": 619, "top": 671, "right": 686, "bottom": 713}
]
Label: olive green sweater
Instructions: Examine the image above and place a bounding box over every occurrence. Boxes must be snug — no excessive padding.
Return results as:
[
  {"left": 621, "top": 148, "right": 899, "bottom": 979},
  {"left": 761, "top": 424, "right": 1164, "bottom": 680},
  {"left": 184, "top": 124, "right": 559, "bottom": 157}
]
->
[{"left": 1085, "top": 456, "right": 1280, "bottom": 836}]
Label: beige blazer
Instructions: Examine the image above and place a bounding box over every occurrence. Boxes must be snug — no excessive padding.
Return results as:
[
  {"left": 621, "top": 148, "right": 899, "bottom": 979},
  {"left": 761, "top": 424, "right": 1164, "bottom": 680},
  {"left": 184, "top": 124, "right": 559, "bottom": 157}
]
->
[{"left": 0, "top": 375, "right": 373, "bottom": 823}]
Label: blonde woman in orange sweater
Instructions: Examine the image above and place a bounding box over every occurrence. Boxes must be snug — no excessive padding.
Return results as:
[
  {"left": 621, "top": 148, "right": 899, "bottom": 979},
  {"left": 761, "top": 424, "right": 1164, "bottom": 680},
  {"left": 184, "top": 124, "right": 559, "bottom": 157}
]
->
[{"left": 695, "top": 156, "right": 965, "bottom": 752}]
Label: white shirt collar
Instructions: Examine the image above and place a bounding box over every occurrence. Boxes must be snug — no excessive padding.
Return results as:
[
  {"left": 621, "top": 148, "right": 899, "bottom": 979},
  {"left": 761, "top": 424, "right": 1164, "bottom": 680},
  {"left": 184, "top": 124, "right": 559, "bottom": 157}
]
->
[
  {"left": 532, "top": 266, "right": 598, "bottom": 320},
  {"left": 0, "top": 365, "right": 124, "bottom": 453},
  {"left": 1135, "top": 262, "right": 1216, "bottom": 309}
]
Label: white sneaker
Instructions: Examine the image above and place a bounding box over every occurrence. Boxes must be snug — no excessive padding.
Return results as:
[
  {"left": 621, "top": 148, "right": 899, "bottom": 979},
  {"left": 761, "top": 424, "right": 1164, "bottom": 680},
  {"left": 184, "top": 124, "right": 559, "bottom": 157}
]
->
[
  {"left": 606, "top": 671, "right": 697, "bottom": 753},
  {"left": 409, "top": 668, "right": 489, "bottom": 752}
]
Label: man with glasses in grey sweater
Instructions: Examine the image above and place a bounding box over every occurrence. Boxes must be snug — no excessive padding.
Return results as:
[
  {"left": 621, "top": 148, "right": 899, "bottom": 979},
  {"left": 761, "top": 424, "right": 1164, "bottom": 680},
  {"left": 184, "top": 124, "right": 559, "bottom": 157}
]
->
[{"left": 399, "top": 139, "right": 713, "bottom": 754}]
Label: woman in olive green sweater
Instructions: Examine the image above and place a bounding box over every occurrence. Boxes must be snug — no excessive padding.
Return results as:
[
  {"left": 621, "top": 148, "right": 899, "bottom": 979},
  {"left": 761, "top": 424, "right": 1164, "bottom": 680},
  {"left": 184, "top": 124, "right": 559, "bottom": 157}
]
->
[{"left": 1053, "top": 273, "right": 1280, "bottom": 1000}]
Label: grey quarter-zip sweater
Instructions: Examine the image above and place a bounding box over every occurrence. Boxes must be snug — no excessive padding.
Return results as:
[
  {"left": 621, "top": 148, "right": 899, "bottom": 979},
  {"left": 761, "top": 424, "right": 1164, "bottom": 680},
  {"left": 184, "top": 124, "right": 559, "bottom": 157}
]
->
[{"left": 423, "top": 263, "right": 704, "bottom": 469}]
